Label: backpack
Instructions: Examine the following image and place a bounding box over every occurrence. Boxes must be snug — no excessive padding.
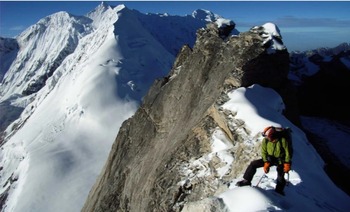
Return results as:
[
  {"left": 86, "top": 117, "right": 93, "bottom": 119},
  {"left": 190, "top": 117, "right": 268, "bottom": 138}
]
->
[{"left": 262, "top": 126, "right": 293, "bottom": 158}]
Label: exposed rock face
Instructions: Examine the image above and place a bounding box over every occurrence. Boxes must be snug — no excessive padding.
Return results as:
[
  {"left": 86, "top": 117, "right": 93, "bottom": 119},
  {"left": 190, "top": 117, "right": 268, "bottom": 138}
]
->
[{"left": 82, "top": 23, "right": 292, "bottom": 211}]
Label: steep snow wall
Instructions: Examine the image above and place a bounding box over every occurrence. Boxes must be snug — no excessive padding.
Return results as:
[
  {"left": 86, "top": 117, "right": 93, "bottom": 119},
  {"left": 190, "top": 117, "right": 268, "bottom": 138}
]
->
[{"left": 0, "top": 4, "right": 212, "bottom": 212}]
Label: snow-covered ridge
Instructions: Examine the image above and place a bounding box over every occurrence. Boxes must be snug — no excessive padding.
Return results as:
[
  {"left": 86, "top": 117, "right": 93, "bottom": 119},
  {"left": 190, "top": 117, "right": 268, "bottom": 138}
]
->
[
  {"left": 20, "top": 11, "right": 92, "bottom": 44},
  {"left": 136, "top": 15, "right": 201, "bottom": 56},
  {"left": 250, "top": 22, "right": 286, "bottom": 54},
  {"left": 192, "top": 9, "right": 221, "bottom": 22},
  {"left": 0, "top": 11, "right": 94, "bottom": 103},
  {"left": 215, "top": 18, "right": 235, "bottom": 28},
  {"left": 86, "top": 2, "right": 125, "bottom": 28},
  {"left": 0, "top": 3, "right": 218, "bottom": 212}
]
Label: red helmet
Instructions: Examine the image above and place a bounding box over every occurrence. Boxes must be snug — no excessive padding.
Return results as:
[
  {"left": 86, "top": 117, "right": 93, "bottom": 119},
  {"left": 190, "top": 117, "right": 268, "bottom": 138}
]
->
[{"left": 263, "top": 126, "right": 276, "bottom": 141}]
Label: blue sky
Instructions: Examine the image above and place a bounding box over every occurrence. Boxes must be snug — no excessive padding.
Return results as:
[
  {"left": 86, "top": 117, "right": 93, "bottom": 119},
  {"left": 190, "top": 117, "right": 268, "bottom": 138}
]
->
[{"left": 0, "top": 1, "right": 349, "bottom": 51}]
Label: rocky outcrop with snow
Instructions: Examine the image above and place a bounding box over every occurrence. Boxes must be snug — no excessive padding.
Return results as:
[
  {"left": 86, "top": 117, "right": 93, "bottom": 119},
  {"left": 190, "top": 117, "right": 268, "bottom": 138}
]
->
[
  {"left": 81, "top": 21, "right": 294, "bottom": 211},
  {"left": 250, "top": 23, "right": 286, "bottom": 54},
  {"left": 192, "top": 9, "right": 221, "bottom": 22}
]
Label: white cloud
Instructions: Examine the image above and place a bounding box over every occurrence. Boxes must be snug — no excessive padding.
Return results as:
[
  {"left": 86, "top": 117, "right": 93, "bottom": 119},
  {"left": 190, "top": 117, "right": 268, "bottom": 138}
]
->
[
  {"left": 9, "top": 25, "right": 25, "bottom": 31},
  {"left": 275, "top": 16, "right": 350, "bottom": 28}
]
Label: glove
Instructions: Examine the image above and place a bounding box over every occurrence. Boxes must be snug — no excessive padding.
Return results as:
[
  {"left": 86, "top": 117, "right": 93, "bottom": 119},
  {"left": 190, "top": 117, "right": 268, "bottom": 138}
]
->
[
  {"left": 284, "top": 163, "right": 291, "bottom": 173},
  {"left": 263, "top": 162, "right": 270, "bottom": 173}
]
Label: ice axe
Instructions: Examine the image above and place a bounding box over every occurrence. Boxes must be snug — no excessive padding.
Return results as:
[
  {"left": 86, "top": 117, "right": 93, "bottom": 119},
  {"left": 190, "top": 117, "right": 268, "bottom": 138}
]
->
[
  {"left": 256, "top": 174, "right": 267, "bottom": 187},
  {"left": 286, "top": 172, "right": 290, "bottom": 186}
]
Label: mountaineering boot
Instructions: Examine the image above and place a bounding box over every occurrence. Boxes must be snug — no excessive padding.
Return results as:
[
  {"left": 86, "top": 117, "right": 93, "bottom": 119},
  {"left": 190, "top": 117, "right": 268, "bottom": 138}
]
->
[
  {"left": 274, "top": 189, "right": 285, "bottom": 196},
  {"left": 275, "top": 183, "right": 285, "bottom": 196},
  {"left": 235, "top": 179, "right": 251, "bottom": 187}
]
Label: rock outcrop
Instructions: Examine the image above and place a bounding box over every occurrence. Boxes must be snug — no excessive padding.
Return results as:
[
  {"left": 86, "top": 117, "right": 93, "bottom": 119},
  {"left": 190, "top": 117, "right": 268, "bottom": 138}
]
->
[{"left": 82, "top": 22, "right": 293, "bottom": 211}]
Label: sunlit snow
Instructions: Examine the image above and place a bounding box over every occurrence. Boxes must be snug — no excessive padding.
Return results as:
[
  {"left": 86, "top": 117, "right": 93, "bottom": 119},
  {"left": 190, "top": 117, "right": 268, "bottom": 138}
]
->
[{"left": 206, "top": 84, "right": 349, "bottom": 211}]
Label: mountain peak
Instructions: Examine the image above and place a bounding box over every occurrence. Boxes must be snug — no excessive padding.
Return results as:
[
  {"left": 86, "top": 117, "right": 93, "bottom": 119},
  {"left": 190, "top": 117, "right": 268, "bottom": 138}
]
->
[
  {"left": 96, "top": 1, "right": 126, "bottom": 12},
  {"left": 38, "top": 11, "right": 71, "bottom": 24},
  {"left": 250, "top": 22, "right": 286, "bottom": 54},
  {"left": 86, "top": 2, "right": 127, "bottom": 27},
  {"left": 87, "top": 1, "right": 115, "bottom": 19},
  {"left": 192, "top": 9, "right": 237, "bottom": 38},
  {"left": 192, "top": 9, "right": 221, "bottom": 22},
  {"left": 97, "top": 1, "right": 112, "bottom": 10},
  {"left": 100, "top": 1, "right": 109, "bottom": 7}
]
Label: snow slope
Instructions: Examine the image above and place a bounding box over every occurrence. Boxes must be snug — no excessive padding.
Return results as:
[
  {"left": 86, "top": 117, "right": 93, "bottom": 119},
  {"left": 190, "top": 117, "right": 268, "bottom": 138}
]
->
[
  {"left": 0, "top": 3, "right": 217, "bottom": 212},
  {"left": 1, "top": 4, "right": 139, "bottom": 212},
  {"left": 221, "top": 85, "right": 350, "bottom": 211},
  {"left": 183, "top": 84, "right": 350, "bottom": 211}
]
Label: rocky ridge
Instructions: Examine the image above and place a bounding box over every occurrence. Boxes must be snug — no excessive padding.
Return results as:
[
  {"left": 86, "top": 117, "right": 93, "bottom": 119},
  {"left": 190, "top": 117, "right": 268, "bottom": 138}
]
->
[{"left": 82, "top": 22, "right": 294, "bottom": 211}]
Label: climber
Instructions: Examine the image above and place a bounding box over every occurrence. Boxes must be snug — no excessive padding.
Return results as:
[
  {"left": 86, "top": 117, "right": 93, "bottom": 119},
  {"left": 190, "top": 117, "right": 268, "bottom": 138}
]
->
[{"left": 236, "top": 126, "right": 292, "bottom": 195}]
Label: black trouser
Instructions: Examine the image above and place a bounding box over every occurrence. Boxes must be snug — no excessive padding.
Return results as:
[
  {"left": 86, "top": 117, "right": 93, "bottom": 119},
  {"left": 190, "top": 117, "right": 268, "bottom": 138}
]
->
[{"left": 243, "top": 158, "right": 286, "bottom": 192}]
